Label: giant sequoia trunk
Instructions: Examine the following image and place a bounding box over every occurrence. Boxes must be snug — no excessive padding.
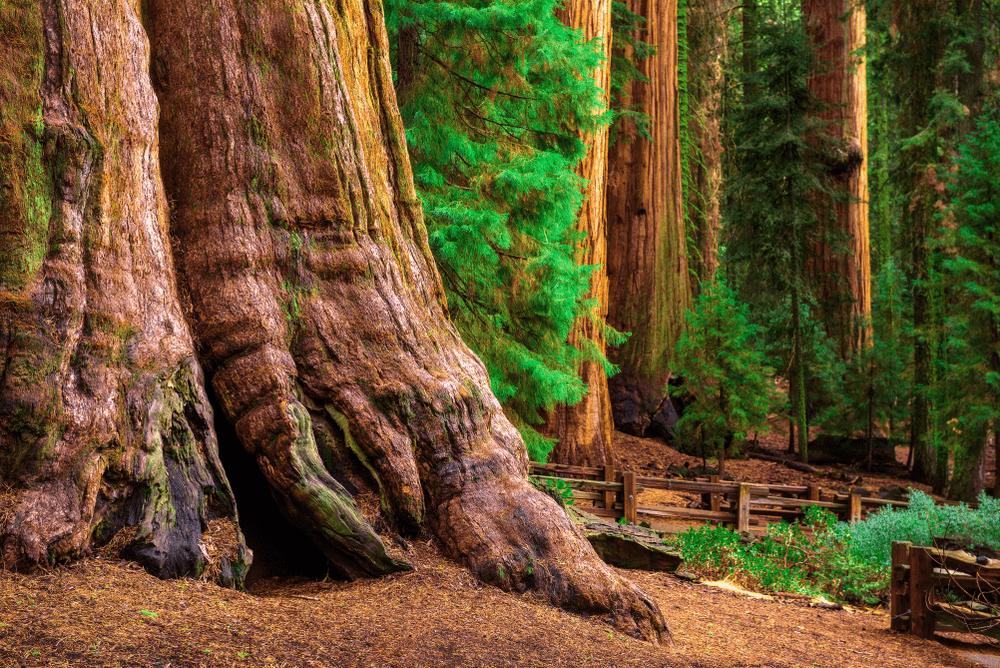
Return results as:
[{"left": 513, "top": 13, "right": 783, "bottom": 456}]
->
[
  {"left": 0, "top": 0, "right": 664, "bottom": 640},
  {"left": 804, "top": 0, "right": 871, "bottom": 356},
  {"left": 541, "top": 0, "right": 617, "bottom": 469},
  {"left": 686, "top": 0, "right": 727, "bottom": 289},
  {"left": 0, "top": 0, "right": 247, "bottom": 582},
  {"left": 606, "top": 0, "right": 692, "bottom": 438}
]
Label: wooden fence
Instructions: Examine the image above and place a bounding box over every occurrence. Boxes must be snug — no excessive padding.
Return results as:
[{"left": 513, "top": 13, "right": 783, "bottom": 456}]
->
[
  {"left": 529, "top": 462, "right": 909, "bottom": 532},
  {"left": 890, "top": 541, "right": 1000, "bottom": 641}
]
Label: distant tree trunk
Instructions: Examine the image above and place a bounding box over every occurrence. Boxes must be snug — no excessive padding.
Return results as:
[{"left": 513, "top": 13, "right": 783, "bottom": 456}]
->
[
  {"left": 804, "top": 0, "right": 871, "bottom": 357},
  {"left": 541, "top": 0, "right": 617, "bottom": 469},
  {"left": 0, "top": 0, "right": 664, "bottom": 640},
  {"left": 606, "top": 0, "right": 692, "bottom": 440},
  {"left": 742, "top": 0, "right": 759, "bottom": 89},
  {"left": 950, "top": 438, "right": 987, "bottom": 503},
  {"left": 994, "top": 426, "right": 999, "bottom": 499},
  {"left": 687, "top": 0, "right": 727, "bottom": 288},
  {"left": 893, "top": 0, "right": 946, "bottom": 486}
]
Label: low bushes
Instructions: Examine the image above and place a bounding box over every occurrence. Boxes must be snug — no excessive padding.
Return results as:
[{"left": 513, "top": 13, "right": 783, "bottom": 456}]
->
[{"left": 665, "top": 491, "right": 1000, "bottom": 605}]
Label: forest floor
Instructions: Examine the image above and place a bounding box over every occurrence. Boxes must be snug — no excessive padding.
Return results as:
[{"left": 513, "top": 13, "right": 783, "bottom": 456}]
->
[{"left": 0, "top": 429, "right": 996, "bottom": 668}]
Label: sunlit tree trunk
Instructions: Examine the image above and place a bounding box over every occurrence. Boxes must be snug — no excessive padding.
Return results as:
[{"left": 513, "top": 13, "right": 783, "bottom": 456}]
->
[
  {"left": 804, "top": 0, "right": 871, "bottom": 356},
  {"left": 606, "top": 0, "right": 692, "bottom": 439},
  {"left": 541, "top": 0, "right": 617, "bottom": 469}
]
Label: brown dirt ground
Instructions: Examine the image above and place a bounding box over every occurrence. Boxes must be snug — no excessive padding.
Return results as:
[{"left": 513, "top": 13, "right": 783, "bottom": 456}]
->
[
  {"left": 0, "top": 430, "right": 996, "bottom": 668},
  {"left": 617, "top": 421, "right": 997, "bottom": 512}
]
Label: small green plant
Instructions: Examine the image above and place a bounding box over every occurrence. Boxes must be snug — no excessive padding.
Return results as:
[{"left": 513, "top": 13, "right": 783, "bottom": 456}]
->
[
  {"left": 139, "top": 609, "right": 157, "bottom": 618},
  {"left": 529, "top": 476, "right": 575, "bottom": 508},
  {"left": 669, "top": 492, "right": 1000, "bottom": 606}
]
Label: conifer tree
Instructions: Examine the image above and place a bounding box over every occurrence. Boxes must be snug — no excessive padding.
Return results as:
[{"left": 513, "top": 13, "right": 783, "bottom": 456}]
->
[
  {"left": 937, "top": 116, "right": 1000, "bottom": 501},
  {"left": 672, "top": 280, "right": 774, "bottom": 478},
  {"left": 723, "top": 5, "right": 835, "bottom": 464},
  {"left": 385, "top": 0, "right": 612, "bottom": 461}
]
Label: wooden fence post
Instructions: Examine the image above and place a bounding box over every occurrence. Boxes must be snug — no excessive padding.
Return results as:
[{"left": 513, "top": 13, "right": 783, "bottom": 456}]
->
[
  {"left": 849, "top": 493, "right": 862, "bottom": 523},
  {"left": 604, "top": 465, "right": 616, "bottom": 511},
  {"left": 623, "top": 471, "right": 637, "bottom": 524},
  {"left": 909, "top": 546, "right": 935, "bottom": 639},
  {"left": 890, "top": 541, "right": 911, "bottom": 632},
  {"left": 709, "top": 475, "right": 721, "bottom": 512},
  {"left": 808, "top": 484, "right": 820, "bottom": 502},
  {"left": 737, "top": 483, "right": 751, "bottom": 532}
]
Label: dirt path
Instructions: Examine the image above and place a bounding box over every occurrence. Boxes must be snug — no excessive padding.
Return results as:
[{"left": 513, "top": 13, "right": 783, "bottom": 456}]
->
[{"left": 0, "top": 542, "right": 992, "bottom": 668}]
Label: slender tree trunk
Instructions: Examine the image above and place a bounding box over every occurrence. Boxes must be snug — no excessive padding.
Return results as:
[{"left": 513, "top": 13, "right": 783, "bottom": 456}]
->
[
  {"left": 686, "top": 0, "right": 727, "bottom": 288},
  {"left": 0, "top": 0, "right": 665, "bottom": 640},
  {"left": 606, "top": 0, "right": 692, "bottom": 439},
  {"left": 994, "top": 426, "right": 999, "bottom": 499},
  {"left": 792, "top": 288, "right": 809, "bottom": 464},
  {"left": 804, "top": 0, "right": 871, "bottom": 357},
  {"left": 742, "top": 0, "right": 759, "bottom": 86},
  {"left": 395, "top": 19, "right": 421, "bottom": 107},
  {"left": 541, "top": 0, "right": 617, "bottom": 469}
]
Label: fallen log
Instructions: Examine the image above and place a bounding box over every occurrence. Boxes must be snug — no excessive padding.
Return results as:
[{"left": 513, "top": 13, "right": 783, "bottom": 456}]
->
[{"left": 748, "top": 452, "right": 821, "bottom": 475}]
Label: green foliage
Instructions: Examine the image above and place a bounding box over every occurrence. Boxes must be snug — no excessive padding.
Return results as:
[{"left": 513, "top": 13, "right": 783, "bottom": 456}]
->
[
  {"left": 844, "top": 490, "right": 1000, "bottom": 567},
  {"left": 673, "top": 490, "right": 1000, "bottom": 605},
  {"left": 529, "top": 476, "right": 575, "bottom": 508},
  {"left": 930, "top": 116, "right": 1000, "bottom": 495},
  {"left": 672, "top": 279, "right": 775, "bottom": 458},
  {"left": 385, "top": 0, "right": 615, "bottom": 460},
  {"left": 819, "top": 267, "right": 911, "bottom": 440},
  {"left": 722, "top": 5, "right": 843, "bottom": 461},
  {"left": 668, "top": 508, "right": 887, "bottom": 604}
]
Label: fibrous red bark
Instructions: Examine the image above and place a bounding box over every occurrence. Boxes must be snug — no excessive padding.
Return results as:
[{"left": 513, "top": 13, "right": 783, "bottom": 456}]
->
[
  {"left": 0, "top": 0, "right": 665, "bottom": 641},
  {"left": 541, "top": 0, "right": 617, "bottom": 469},
  {"left": 804, "top": 0, "right": 871, "bottom": 355},
  {"left": 606, "top": 0, "right": 692, "bottom": 438},
  {"left": 0, "top": 0, "right": 247, "bottom": 582},
  {"left": 687, "top": 0, "right": 727, "bottom": 289}
]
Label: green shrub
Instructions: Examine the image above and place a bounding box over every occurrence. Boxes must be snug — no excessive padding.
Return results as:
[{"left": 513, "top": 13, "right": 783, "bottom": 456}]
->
[
  {"left": 668, "top": 491, "right": 1000, "bottom": 606},
  {"left": 845, "top": 490, "right": 1000, "bottom": 567},
  {"left": 669, "top": 507, "right": 887, "bottom": 604}
]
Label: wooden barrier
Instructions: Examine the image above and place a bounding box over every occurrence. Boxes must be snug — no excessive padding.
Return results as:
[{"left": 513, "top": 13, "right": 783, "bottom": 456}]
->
[
  {"left": 603, "top": 465, "right": 616, "bottom": 511},
  {"left": 529, "top": 463, "right": 902, "bottom": 531},
  {"left": 623, "top": 472, "right": 637, "bottom": 525},
  {"left": 889, "top": 541, "right": 1000, "bottom": 641}
]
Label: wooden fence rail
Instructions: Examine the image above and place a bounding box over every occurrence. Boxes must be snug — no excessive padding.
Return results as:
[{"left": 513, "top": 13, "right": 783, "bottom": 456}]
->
[
  {"left": 890, "top": 541, "right": 1000, "bottom": 641},
  {"left": 529, "top": 463, "right": 906, "bottom": 532}
]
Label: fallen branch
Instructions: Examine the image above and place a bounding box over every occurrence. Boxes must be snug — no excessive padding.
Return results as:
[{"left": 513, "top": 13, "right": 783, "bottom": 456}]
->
[{"left": 748, "top": 452, "right": 820, "bottom": 474}]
